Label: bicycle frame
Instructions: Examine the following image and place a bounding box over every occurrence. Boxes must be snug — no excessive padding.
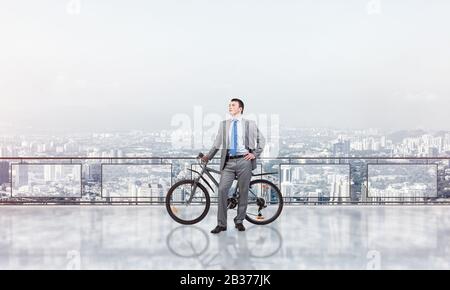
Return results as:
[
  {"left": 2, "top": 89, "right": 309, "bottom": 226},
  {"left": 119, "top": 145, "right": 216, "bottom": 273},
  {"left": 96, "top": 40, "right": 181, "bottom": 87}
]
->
[
  {"left": 186, "top": 160, "right": 276, "bottom": 204},
  {"left": 188, "top": 163, "right": 220, "bottom": 191},
  {"left": 185, "top": 162, "right": 220, "bottom": 204}
]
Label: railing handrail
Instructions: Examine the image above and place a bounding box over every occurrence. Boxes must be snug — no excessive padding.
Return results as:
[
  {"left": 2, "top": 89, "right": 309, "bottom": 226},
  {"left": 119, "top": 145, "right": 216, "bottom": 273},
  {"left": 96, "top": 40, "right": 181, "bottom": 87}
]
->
[{"left": 1, "top": 156, "right": 450, "bottom": 160}]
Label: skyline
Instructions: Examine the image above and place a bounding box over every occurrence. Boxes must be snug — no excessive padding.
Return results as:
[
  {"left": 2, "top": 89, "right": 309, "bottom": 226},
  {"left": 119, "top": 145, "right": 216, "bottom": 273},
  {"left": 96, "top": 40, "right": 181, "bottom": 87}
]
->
[{"left": 1, "top": 126, "right": 450, "bottom": 159}]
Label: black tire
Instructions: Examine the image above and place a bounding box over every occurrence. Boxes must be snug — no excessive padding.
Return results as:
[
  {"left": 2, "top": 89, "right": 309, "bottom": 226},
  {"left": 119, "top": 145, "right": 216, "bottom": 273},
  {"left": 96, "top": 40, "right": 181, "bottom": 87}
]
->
[
  {"left": 166, "top": 179, "right": 210, "bottom": 225},
  {"left": 245, "top": 179, "right": 283, "bottom": 225}
]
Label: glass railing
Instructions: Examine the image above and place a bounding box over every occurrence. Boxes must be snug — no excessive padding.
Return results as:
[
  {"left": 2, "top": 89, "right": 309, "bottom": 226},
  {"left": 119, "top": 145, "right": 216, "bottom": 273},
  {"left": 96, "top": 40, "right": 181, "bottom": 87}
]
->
[{"left": 0, "top": 157, "right": 449, "bottom": 204}]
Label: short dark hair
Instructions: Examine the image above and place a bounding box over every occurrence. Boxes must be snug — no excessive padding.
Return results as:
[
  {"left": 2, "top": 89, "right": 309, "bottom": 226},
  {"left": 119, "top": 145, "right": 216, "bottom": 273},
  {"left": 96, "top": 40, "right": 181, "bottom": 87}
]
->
[{"left": 230, "top": 98, "right": 244, "bottom": 114}]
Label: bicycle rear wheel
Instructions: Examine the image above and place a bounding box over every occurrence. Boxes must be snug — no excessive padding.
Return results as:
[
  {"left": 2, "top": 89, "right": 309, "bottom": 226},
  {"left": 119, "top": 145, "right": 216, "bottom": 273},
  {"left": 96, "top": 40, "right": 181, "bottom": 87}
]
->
[
  {"left": 166, "top": 180, "right": 210, "bottom": 225},
  {"left": 245, "top": 179, "right": 283, "bottom": 225}
]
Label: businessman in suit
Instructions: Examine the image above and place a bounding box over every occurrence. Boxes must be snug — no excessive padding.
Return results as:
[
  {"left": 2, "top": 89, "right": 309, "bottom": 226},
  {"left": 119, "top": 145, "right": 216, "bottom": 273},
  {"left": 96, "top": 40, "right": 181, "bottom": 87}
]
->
[{"left": 202, "top": 98, "right": 265, "bottom": 233}]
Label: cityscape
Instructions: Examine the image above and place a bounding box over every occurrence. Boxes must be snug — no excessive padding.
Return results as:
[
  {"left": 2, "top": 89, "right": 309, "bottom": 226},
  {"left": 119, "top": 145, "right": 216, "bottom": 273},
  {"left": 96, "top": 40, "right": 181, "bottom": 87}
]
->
[
  {"left": 1, "top": 126, "right": 450, "bottom": 204},
  {"left": 11, "top": 164, "right": 82, "bottom": 198},
  {"left": 280, "top": 165, "right": 350, "bottom": 203},
  {"left": 101, "top": 164, "right": 171, "bottom": 202},
  {"left": 367, "top": 164, "right": 438, "bottom": 199}
]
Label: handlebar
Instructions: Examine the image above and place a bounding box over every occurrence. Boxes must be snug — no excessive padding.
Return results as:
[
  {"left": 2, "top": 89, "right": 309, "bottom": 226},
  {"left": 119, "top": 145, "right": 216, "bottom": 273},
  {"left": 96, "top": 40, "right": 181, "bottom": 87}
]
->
[{"left": 197, "top": 152, "right": 208, "bottom": 165}]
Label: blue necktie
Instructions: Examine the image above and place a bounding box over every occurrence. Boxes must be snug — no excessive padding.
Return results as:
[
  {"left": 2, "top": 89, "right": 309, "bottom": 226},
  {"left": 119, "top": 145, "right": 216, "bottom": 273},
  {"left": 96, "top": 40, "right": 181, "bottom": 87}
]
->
[{"left": 230, "top": 119, "right": 238, "bottom": 156}]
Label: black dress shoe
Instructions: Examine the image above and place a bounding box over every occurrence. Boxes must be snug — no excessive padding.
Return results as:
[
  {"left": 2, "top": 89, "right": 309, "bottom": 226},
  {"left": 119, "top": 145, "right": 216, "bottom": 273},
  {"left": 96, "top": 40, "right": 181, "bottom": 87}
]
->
[
  {"left": 211, "top": 225, "right": 227, "bottom": 234},
  {"left": 235, "top": 223, "right": 246, "bottom": 231}
]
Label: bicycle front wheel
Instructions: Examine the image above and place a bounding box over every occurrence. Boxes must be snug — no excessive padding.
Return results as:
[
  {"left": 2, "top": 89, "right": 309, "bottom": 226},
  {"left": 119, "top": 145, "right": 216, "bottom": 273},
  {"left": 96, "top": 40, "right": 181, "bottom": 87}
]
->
[
  {"left": 245, "top": 179, "right": 283, "bottom": 225},
  {"left": 166, "top": 180, "right": 210, "bottom": 225}
]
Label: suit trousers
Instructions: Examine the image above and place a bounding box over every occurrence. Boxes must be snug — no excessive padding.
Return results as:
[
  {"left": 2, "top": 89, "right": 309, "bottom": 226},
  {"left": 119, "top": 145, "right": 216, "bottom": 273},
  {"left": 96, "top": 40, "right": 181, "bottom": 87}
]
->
[{"left": 217, "top": 157, "right": 252, "bottom": 227}]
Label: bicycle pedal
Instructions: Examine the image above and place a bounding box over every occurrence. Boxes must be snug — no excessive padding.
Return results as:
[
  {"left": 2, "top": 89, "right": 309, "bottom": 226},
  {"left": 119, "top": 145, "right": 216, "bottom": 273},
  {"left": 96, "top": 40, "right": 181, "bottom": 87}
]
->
[{"left": 256, "top": 215, "right": 265, "bottom": 220}]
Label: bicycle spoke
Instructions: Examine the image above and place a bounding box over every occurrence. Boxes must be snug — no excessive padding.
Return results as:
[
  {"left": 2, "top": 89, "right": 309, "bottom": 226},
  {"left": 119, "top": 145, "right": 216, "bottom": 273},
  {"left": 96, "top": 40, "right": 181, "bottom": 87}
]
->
[{"left": 245, "top": 180, "right": 283, "bottom": 224}]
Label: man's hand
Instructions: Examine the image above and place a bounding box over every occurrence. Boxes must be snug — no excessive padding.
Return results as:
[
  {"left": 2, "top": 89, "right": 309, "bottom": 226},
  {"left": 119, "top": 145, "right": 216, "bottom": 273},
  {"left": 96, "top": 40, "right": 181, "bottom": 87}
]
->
[
  {"left": 201, "top": 156, "right": 209, "bottom": 163},
  {"left": 244, "top": 153, "right": 256, "bottom": 160}
]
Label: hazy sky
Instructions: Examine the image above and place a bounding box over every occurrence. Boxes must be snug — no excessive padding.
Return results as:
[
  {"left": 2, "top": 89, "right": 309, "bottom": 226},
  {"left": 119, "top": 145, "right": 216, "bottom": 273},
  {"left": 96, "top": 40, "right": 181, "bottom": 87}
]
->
[{"left": 1, "top": 0, "right": 450, "bottom": 132}]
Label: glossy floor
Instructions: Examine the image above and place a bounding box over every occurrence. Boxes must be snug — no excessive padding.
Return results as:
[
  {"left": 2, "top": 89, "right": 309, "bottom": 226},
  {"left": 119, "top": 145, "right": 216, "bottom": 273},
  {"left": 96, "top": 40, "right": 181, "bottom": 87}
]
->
[{"left": 0, "top": 206, "right": 449, "bottom": 269}]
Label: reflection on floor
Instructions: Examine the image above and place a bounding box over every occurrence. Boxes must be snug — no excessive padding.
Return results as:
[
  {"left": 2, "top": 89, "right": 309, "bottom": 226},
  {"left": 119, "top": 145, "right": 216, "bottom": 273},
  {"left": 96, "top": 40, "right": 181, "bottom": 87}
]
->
[{"left": 0, "top": 206, "right": 449, "bottom": 269}]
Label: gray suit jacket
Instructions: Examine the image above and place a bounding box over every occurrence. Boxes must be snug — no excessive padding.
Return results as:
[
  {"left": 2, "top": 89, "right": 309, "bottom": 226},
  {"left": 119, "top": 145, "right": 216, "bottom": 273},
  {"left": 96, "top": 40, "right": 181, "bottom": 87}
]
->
[{"left": 207, "top": 118, "right": 266, "bottom": 171}]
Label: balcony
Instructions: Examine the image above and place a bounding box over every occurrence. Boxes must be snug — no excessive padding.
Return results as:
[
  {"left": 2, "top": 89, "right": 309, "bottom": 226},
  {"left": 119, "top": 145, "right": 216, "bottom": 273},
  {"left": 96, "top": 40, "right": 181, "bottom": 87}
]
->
[{"left": 1, "top": 156, "right": 450, "bottom": 270}]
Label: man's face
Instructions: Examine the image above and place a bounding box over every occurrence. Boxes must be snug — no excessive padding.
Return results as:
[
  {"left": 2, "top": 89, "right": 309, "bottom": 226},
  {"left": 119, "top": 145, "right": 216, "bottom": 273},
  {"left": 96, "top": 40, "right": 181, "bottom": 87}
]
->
[{"left": 228, "top": 101, "right": 242, "bottom": 116}]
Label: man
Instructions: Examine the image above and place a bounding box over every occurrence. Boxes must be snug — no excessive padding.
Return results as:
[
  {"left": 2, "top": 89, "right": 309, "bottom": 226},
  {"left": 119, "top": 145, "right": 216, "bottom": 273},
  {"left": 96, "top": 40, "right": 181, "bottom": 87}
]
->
[{"left": 202, "top": 98, "right": 265, "bottom": 234}]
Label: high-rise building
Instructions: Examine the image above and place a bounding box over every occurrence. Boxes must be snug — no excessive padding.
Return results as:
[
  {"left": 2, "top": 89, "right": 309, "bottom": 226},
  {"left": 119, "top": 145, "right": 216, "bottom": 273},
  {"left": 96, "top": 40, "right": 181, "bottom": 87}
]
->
[
  {"left": 117, "top": 149, "right": 124, "bottom": 164},
  {"left": 9, "top": 147, "right": 18, "bottom": 157},
  {"left": 64, "top": 142, "right": 78, "bottom": 153},
  {"left": 110, "top": 149, "right": 124, "bottom": 163},
  {"left": 0, "top": 146, "right": 7, "bottom": 157},
  {"left": 45, "top": 165, "right": 63, "bottom": 181},
  {"left": 380, "top": 136, "right": 386, "bottom": 148},
  {"left": 428, "top": 147, "right": 439, "bottom": 158},
  {"left": 330, "top": 175, "right": 349, "bottom": 202},
  {"left": 55, "top": 165, "right": 63, "bottom": 180},
  {"left": 15, "top": 165, "right": 29, "bottom": 188},
  {"left": 333, "top": 140, "right": 351, "bottom": 156},
  {"left": 72, "top": 166, "right": 81, "bottom": 181},
  {"left": 292, "top": 167, "right": 302, "bottom": 181},
  {"left": 0, "top": 162, "right": 9, "bottom": 184},
  {"left": 44, "top": 165, "right": 55, "bottom": 182},
  {"left": 281, "top": 167, "right": 291, "bottom": 182},
  {"left": 88, "top": 164, "right": 102, "bottom": 182}
]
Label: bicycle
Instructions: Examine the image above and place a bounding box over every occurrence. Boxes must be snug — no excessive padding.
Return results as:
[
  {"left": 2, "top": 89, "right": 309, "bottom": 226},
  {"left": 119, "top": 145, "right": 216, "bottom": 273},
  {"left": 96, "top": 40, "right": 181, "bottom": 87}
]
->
[{"left": 166, "top": 153, "right": 283, "bottom": 225}]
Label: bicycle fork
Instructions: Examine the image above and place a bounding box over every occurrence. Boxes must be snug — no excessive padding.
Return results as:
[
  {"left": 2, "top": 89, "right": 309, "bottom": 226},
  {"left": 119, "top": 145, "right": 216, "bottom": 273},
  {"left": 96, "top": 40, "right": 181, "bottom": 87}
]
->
[{"left": 186, "top": 179, "right": 201, "bottom": 205}]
